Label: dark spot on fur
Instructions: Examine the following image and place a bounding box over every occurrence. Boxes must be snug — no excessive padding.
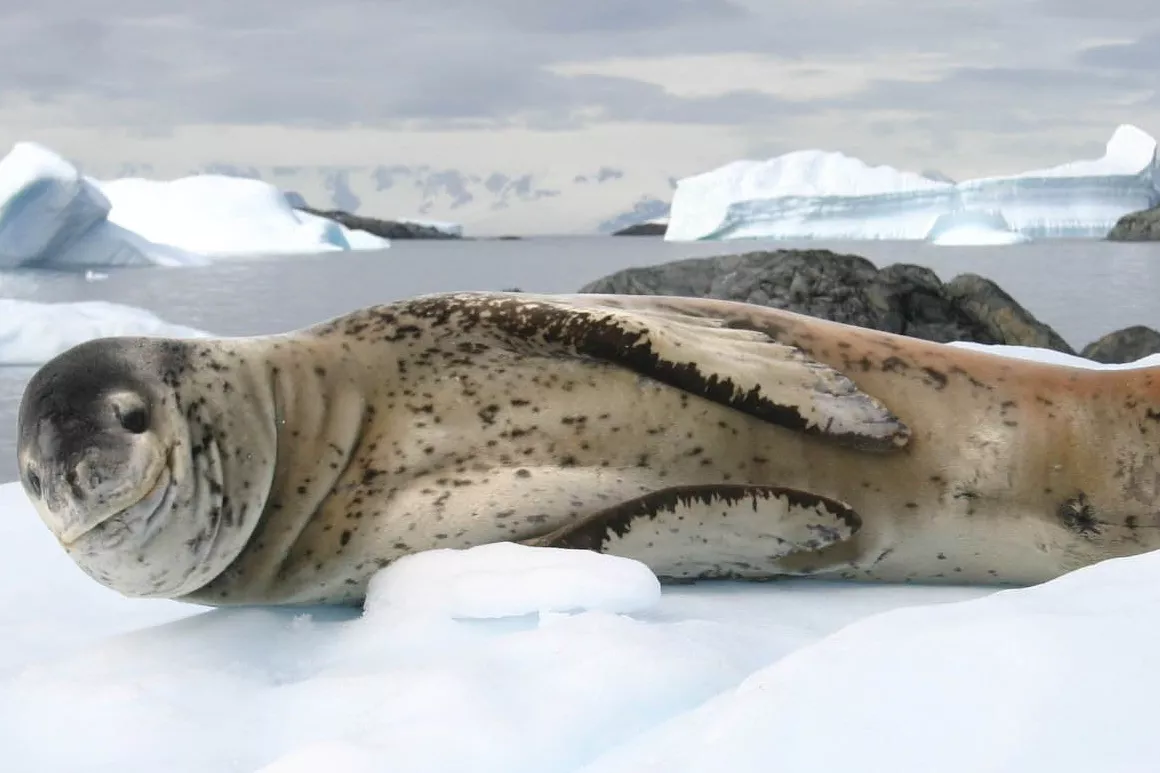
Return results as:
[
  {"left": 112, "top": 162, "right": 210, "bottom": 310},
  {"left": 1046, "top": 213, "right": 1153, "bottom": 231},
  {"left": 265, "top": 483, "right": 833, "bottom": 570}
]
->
[
  {"left": 1058, "top": 493, "right": 1102, "bottom": 537},
  {"left": 921, "top": 367, "right": 948, "bottom": 389},
  {"left": 881, "top": 356, "right": 909, "bottom": 373}
]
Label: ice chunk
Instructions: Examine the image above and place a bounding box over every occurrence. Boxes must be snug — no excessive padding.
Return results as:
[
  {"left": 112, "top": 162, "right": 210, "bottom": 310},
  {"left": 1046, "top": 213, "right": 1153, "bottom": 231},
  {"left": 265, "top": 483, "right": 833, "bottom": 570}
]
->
[
  {"left": 365, "top": 542, "right": 662, "bottom": 619},
  {"left": 667, "top": 124, "right": 1160, "bottom": 241},
  {"left": 0, "top": 298, "right": 208, "bottom": 366},
  {"left": 925, "top": 210, "right": 1031, "bottom": 245}
]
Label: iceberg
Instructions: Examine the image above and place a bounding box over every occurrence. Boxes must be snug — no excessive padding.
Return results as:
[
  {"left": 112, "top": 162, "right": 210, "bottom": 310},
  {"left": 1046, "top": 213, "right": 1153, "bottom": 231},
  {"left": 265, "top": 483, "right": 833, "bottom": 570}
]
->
[
  {"left": 666, "top": 124, "right": 1160, "bottom": 242},
  {"left": 0, "top": 143, "right": 389, "bottom": 269},
  {"left": 0, "top": 298, "right": 208, "bottom": 366}
]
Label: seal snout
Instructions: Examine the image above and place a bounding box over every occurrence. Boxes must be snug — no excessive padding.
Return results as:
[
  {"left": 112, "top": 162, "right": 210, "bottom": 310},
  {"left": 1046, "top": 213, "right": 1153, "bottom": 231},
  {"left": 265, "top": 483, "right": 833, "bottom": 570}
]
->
[{"left": 18, "top": 379, "right": 166, "bottom": 545}]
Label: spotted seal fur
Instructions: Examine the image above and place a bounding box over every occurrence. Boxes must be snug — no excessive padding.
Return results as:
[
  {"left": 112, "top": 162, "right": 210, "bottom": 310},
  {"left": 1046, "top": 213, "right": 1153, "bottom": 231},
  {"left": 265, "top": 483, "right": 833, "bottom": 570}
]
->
[{"left": 16, "top": 291, "right": 1160, "bottom": 605}]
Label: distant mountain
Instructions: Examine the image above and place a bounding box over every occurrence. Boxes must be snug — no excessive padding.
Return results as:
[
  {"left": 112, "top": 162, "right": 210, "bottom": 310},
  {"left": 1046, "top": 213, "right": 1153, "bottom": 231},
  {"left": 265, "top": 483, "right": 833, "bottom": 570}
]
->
[
  {"left": 598, "top": 197, "right": 671, "bottom": 233},
  {"left": 920, "top": 169, "right": 957, "bottom": 184},
  {"left": 91, "top": 161, "right": 681, "bottom": 237}
]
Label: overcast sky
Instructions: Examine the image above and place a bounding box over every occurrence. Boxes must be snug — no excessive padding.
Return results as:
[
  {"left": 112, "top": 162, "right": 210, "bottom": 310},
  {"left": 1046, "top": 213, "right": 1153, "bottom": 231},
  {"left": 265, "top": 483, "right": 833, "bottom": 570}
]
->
[{"left": 0, "top": 1, "right": 1156, "bottom": 181}]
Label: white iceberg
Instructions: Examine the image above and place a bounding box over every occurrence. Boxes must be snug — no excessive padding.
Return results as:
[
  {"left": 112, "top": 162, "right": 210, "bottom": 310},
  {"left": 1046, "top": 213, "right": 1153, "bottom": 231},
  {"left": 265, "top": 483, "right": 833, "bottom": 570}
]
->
[
  {"left": 0, "top": 142, "right": 390, "bottom": 269},
  {"left": 666, "top": 124, "right": 1160, "bottom": 242},
  {"left": 0, "top": 298, "right": 208, "bottom": 366},
  {"left": 5, "top": 341, "right": 1160, "bottom": 772}
]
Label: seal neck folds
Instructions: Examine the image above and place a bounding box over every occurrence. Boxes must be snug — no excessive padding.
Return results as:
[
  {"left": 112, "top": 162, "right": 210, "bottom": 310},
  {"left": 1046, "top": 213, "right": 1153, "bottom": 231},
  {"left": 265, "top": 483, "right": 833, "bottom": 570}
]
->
[{"left": 183, "top": 337, "right": 370, "bottom": 603}]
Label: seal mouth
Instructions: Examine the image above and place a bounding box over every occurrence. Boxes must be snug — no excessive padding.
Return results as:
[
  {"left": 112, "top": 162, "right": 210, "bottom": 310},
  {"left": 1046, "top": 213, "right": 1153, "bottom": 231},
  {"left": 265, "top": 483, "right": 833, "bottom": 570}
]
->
[{"left": 59, "top": 449, "right": 174, "bottom": 547}]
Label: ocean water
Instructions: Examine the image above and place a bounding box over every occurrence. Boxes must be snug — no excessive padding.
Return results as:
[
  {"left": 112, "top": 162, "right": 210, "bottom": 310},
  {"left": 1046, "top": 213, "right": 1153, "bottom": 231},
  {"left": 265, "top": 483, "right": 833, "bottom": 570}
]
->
[{"left": 3, "top": 235, "right": 1160, "bottom": 479}]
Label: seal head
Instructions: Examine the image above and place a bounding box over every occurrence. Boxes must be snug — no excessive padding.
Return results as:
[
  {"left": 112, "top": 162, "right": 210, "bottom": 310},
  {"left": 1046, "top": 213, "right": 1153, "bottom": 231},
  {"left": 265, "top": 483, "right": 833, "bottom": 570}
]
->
[{"left": 16, "top": 336, "right": 275, "bottom": 599}]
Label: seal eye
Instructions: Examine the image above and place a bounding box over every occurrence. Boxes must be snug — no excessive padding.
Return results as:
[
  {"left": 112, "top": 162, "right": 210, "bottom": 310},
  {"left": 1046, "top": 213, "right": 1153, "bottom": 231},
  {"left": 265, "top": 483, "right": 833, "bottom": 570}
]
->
[
  {"left": 26, "top": 471, "right": 41, "bottom": 498},
  {"left": 119, "top": 406, "right": 148, "bottom": 434}
]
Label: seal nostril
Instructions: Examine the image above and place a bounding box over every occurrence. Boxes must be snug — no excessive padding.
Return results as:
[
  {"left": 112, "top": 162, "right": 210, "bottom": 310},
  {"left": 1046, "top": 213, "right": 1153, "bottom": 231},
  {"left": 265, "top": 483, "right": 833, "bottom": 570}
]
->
[
  {"left": 65, "top": 469, "right": 85, "bottom": 500},
  {"left": 119, "top": 406, "right": 148, "bottom": 434},
  {"left": 26, "top": 471, "right": 41, "bottom": 498}
]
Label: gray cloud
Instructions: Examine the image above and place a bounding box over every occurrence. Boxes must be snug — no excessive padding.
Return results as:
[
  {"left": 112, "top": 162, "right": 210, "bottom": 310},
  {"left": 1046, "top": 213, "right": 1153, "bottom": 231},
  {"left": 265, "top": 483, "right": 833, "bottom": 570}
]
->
[
  {"left": 0, "top": 0, "right": 1156, "bottom": 134},
  {"left": 1078, "top": 33, "right": 1160, "bottom": 70}
]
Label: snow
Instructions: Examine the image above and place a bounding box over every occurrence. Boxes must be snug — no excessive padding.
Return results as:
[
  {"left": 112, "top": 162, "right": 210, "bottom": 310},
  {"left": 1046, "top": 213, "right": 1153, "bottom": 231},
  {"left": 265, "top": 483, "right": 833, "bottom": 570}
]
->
[
  {"left": 580, "top": 549, "right": 1160, "bottom": 773},
  {"left": 0, "top": 142, "right": 389, "bottom": 269},
  {"left": 0, "top": 298, "right": 207, "bottom": 366},
  {"left": 667, "top": 124, "right": 1160, "bottom": 242},
  {"left": 5, "top": 339, "right": 1160, "bottom": 772}
]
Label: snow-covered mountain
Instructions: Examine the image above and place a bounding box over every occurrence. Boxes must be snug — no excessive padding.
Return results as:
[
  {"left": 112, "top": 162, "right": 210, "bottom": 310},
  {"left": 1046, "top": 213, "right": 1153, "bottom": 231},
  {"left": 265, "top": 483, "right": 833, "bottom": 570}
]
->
[
  {"left": 79, "top": 161, "right": 680, "bottom": 237},
  {"left": 666, "top": 124, "right": 1160, "bottom": 242}
]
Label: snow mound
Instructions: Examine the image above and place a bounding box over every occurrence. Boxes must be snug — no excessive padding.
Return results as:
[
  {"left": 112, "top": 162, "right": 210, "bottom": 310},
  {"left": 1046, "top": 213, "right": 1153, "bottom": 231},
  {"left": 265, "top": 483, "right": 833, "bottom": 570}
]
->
[
  {"left": 667, "top": 124, "right": 1160, "bottom": 241},
  {"left": 0, "top": 299, "right": 207, "bottom": 366},
  {"left": 0, "top": 142, "right": 389, "bottom": 269},
  {"left": 365, "top": 542, "right": 661, "bottom": 619}
]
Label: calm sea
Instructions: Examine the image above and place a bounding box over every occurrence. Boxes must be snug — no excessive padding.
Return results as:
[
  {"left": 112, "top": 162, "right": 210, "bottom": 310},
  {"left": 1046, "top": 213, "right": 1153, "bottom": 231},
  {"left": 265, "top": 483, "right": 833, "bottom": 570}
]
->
[{"left": 3, "top": 235, "right": 1160, "bottom": 481}]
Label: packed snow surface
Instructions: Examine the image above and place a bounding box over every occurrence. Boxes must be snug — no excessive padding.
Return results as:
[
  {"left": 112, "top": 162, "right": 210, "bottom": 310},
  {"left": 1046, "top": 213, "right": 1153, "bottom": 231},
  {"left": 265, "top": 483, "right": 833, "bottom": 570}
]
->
[
  {"left": 0, "top": 298, "right": 208, "bottom": 366},
  {"left": 0, "top": 142, "right": 389, "bottom": 269},
  {"left": 667, "top": 124, "right": 1160, "bottom": 241},
  {"left": 3, "top": 341, "right": 1160, "bottom": 772}
]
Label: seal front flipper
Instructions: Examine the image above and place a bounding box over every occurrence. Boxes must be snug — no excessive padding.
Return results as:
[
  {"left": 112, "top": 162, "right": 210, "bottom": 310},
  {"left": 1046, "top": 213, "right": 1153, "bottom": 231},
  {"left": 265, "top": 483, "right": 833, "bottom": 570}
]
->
[
  {"left": 525, "top": 484, "right": 862, "bottom": 581},
  {"left": 397, "top": 293, "right": 909, "bottom": 452}
]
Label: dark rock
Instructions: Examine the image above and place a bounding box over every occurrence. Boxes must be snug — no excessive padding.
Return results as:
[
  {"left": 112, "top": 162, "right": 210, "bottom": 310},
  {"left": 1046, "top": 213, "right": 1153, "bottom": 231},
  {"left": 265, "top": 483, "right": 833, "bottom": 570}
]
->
[
  {"left": 1080, "top": 326, "right": 1160, "bottom": 364},
  {"left": 295, "top": 206, "right": 461, "bottom": 240},
  {"left": 579, "top": 249, "right": 1075, "bottom": 352},
  {"left": 612, "top": 222, "right": 668, "bottom": 236},
  {"left": 1106, "top": 205, "right": 1160, "bottom": 241},
  {"left": 943, "top": 274, "right": 1073, "bottom": 353}
]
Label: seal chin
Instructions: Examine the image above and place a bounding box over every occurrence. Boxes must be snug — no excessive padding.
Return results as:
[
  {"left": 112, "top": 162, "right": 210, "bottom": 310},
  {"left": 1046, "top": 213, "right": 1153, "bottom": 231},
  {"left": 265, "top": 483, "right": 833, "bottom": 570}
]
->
[{"left": 59, "top": 448, "right": 175, "bottom": 548}]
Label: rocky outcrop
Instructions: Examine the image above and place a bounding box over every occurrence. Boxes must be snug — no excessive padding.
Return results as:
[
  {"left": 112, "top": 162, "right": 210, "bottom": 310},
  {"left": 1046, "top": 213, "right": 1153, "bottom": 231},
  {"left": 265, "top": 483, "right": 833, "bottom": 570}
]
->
[
  {"left": 612, "top": 222, "right": 668, "bottom": 236},
  {"left": 1106, "top": 205, "right": 1160, "bottom": 241},
  {"left": 295, "top": 206, "right": 461, "bottom": 240},
  {"left": 579, "top": 249, "right": 1076, "bottom": 353},
  {"left": 1080, "top": 326, "right": 1160, "bottom": 363}
]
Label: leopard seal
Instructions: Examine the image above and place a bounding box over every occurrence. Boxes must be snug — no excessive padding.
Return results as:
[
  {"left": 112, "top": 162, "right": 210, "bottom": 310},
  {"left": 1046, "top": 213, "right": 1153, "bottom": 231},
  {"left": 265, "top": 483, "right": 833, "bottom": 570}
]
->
[{"left": 16, "top": 291, "right": 1160, "bottom": 606}]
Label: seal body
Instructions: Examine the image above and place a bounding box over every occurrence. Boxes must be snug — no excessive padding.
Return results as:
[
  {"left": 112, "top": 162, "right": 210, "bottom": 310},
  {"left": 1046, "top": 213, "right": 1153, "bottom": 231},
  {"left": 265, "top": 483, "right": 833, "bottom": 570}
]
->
[{"left": 17, "top": 291, "right": 1160, "bottom": 606}]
